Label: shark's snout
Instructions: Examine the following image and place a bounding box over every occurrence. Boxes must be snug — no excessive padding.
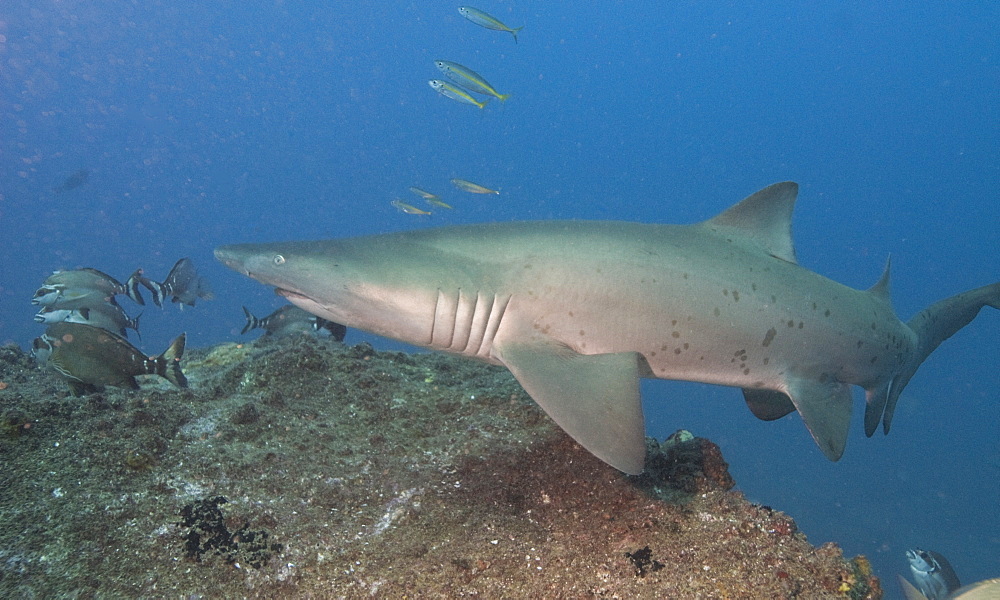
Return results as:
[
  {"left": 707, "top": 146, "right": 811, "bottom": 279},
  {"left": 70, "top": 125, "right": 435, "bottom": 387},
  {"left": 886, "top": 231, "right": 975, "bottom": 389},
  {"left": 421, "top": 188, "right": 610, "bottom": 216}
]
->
[{"left": 214, "top": 246, "right": 253, "bottom": 276}]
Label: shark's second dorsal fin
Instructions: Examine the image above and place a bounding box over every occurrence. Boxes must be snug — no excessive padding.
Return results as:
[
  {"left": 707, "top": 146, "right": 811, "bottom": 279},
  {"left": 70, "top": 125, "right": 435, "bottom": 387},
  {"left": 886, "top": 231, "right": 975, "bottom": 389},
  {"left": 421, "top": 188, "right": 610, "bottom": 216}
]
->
[
  {"left": 867, "top": 256, "right": 894, "bottom": 307},
  {"left": 700, "top": 181, "right": 799, "bottom": 263}
]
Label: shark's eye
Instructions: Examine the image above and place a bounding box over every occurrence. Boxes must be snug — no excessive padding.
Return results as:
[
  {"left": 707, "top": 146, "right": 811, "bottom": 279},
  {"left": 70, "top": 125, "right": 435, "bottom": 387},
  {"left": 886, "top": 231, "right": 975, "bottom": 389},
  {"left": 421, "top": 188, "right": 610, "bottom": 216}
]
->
[{"left": 273, "top": 254, "right": 286, "bottom": 266}]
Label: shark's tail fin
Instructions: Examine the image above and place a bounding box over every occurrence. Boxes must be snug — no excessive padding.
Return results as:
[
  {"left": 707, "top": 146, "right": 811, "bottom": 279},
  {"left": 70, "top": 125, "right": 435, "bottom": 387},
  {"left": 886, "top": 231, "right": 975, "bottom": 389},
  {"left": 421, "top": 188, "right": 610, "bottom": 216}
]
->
[{"left": 871, "top": 282, "right": 1000, "bottom": 434}]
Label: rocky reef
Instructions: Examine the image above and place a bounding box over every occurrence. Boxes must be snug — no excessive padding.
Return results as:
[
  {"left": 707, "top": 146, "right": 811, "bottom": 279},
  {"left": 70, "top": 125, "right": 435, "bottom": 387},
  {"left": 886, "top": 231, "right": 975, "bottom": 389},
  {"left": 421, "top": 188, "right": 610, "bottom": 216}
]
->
[{"left": 0, "top": 337, "right": 880, "bottom": 598}]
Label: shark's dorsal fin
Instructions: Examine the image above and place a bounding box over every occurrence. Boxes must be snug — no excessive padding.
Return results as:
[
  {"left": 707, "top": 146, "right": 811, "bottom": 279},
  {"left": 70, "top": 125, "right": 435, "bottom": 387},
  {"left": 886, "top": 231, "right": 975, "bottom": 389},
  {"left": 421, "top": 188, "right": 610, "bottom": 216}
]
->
[
  {"left": 867, "top": 256, "right": 894, "bottom": 306},
  {"left": 700, "top": 181, "right": 799, "bottom": 263}
]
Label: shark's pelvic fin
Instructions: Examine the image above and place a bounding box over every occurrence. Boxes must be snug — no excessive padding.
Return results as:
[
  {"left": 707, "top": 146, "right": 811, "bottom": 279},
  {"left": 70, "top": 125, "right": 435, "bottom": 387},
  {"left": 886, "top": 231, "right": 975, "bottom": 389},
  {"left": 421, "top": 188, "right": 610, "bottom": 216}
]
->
[
  {"left": 785, "top": 375, "right": 852, "bottom": 461},
  {"left": 700, "top": 181, "right": 799, "bottom": 263},
  {"left": 494, "top": 339, "right": 646, "bottom": 475}
]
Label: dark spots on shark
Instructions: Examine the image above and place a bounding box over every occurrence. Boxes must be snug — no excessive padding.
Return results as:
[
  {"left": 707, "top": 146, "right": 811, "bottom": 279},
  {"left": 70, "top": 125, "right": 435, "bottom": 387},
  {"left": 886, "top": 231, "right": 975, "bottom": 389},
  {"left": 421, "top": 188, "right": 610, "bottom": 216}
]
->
[
  {"left": 568, "top": 311, "right": 574, "bottom": 317},
  {"left": 683, "top": 272, "right": 689, "bottom": 279},
  {"left": 671, "top": 320, "right": 678, "bottom": 326},
  {"left": 723, "top": 289, "right": 729, "bottom": 297},
  {"left": 856, "top": 340, "right": 864, "bottom": 348},
  {"left": 683, "top": 343, "right": 689, "bottom": 350},
  {"left": 751, "top": 283, "right": 758, "bottom": 292},
  {"left": 787, "top": 320, "right": 795, "bottom": 328},
  {"left": 743, "top": 368, "right": 750, "bottom": 375},
  {"left": 763, "top": 357, "right": 770, "bottom": 365},
  {"left": 762, "top": 327, "right": 777, "bottom": 347},
  {"left": 579, "top": 330, "right": 585, "bottom": 336},
  {"left": 661, "top": 344, "right": 668, "bottom": 351},
  {"left": 771, "top": 295, "right": 777, "bottom": 304},
  {"left": 713, "top": 307, "right": 721, "bottom": 317},
  {"left": 824, "top": 309, "right": 831, "bottom": 317},
  {"left": 812, "top": 302, "right": 818, "bottom": 311},
  {"left": 870, "top": 356, "right": 878, "bottom": 364},
  {"left": 732, "top": 290, "right": 740, "bottom": 302},
  {"left": 674, "top": 348, "right": 681, "bottom": 355},
  {"left": 671, "top": 331, "right": 680, "bottom": 338},
  {"left": 798, "top": 321, "right": 804, "bottom": 329}
]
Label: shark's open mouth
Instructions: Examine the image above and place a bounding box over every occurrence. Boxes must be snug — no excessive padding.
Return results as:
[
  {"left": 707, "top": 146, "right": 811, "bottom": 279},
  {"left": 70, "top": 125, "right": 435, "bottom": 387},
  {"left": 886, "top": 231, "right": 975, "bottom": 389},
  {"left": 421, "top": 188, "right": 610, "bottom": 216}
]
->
[{"left": 275, "top": 288, "right": 306, "bottom": 300}]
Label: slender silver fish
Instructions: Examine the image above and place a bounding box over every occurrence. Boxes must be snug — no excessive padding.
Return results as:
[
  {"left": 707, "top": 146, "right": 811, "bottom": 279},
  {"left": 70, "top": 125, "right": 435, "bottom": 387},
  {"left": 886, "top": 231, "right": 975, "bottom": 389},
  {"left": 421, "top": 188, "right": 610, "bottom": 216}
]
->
[
  {"left": 429, "top": 79, "right": 488, "bottom": 109},
  {"left": 458, "top": 7, "right": 523, "bottom": 43},
  {"left": 434, "top": 60, "right": 510, "bottom": 102},
  {"left": 451, "top": 178, "right": 499, "bottom": 194}
]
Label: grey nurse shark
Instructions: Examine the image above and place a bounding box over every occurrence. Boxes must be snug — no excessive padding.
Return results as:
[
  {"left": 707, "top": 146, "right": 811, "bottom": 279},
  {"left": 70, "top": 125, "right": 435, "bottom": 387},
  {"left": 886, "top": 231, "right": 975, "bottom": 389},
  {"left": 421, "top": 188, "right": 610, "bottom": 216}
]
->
[{"left": 215, "top": 182, "right": 1000, "bottom": 474}]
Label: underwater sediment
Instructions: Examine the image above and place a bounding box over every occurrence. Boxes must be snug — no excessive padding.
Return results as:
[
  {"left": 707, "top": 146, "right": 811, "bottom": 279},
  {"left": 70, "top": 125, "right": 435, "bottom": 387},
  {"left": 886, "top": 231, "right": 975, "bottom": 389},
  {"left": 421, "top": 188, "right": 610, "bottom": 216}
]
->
[{"left": 0, "top": 337, "right": 880, "bottom": 598}]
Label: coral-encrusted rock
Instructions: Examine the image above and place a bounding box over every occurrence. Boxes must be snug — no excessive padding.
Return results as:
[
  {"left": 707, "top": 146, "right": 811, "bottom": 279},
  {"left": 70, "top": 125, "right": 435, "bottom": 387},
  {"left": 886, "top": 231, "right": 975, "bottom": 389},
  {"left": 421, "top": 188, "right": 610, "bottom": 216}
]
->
[{"left": 640, "top": 430, "right": 736, "bottom": 496}]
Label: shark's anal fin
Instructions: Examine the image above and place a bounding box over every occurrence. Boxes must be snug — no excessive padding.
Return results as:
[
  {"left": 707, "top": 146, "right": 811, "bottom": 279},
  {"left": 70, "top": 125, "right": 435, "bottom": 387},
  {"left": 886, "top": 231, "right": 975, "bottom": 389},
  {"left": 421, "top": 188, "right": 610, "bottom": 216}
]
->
[
  {"left": 742, "top": 388, "right": 796, "bottom": 421},
  {"left": 786, "top": 375, "right": 852, "bottom": 461},
  {"left": 494, "top": 339, "right": 646, "bottom": 475}
]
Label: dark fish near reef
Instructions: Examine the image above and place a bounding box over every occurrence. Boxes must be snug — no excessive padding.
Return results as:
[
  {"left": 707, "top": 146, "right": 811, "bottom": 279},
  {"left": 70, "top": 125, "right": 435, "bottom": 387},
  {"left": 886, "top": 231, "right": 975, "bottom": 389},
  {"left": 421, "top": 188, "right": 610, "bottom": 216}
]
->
[
  {"left": 140, "top": 258, "right": 214, "bottom": 308},
  {"left": 30, "top": 336, "right": 52, "bottom": 365},
  {"left": 53, "top": 169, "right": 90, "bottom": 193},
  {"left": 899, "top": 548, "right": 962, "bottom": 600},
  {"left": 216, "top": 182, "right": 1000, "bottom": 474},
  {"left": 35, "top": 303, "right": 142, "bottom": 339},
  {"left": 242, "top": 305, "right": 346, "bottom": 341},
  {"left": 37, "top": 322, "right": 186, "bottom": 396},
  {"left": 33, "top": 268, "right": 147, "bottom": 307}
]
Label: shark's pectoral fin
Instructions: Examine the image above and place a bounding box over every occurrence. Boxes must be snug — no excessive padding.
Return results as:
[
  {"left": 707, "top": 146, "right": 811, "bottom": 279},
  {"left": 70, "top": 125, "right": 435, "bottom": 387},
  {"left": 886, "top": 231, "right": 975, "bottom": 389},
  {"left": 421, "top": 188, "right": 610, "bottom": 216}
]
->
[
  {"left": 494, "top": 339, "right": 646, "bottom": 475},
  {"left": 742, "top": 388, "right": 796, "bottom": 421},
  {"left": 786, "top": 375, "right": 852, "bottom": 461}
]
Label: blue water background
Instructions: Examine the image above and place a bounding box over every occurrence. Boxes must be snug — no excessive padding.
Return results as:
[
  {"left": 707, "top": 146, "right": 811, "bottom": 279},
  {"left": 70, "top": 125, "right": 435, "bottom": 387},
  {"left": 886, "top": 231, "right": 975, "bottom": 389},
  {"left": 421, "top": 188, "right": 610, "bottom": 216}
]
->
[{"left": 1, "top": 1, "right": 997, "bottom": 589}]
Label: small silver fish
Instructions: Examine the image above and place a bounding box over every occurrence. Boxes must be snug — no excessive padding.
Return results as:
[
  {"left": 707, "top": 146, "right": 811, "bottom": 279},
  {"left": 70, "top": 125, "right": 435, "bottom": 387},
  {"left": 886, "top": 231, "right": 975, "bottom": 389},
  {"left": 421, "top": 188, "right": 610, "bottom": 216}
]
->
[
  {"left": 450, "top": 178, "right": 499, "bottom": 194},
  {"left": 434, "top": 60, "right": 510, "bottom": 102},
  {"left": 429, "top": 79, "right": 488, "bottom": 109},
  {"left": 409, "top": 187, "right": 453, "bottom": 209},
  {"left": 458, "top": 7, "right": 523, "bottom": 43},
  {"left": 391, "top": 199, "right": 433, "bottom": 215},
  {"left": 40, "top": 322, "right": 186, "bottom": 396}
]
